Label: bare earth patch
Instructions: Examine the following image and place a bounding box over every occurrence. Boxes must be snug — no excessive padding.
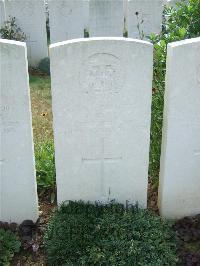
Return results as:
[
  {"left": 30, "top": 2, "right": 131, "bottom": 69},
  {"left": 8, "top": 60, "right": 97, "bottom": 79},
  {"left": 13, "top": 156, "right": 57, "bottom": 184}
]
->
[{"left": 11, "top": 195, "right": 56, "bottom": 266}]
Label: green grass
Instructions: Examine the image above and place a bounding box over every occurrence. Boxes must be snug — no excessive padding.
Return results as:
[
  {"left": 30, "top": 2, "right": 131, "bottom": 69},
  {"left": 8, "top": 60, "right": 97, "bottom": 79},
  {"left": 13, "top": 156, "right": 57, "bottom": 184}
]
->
[
  {"left": 35, "top": 139, "right": 56, "bottom": 192},
  {"left": 29, "top": 75, "right": 51, "bottom": 101},
  {"left": 29, "top": 75, "right": 53, "bottom": 142},
  {"left": 29, "top": 75, "right": 55, "bottom": 192}
]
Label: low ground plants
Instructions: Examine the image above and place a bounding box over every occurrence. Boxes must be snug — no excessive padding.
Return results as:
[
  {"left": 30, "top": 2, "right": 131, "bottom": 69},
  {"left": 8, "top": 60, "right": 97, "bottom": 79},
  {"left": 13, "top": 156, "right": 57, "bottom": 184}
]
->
[
  {"left": 38, "top": 57, "right": 50, "bottom": 75},
  {"left": 0, "top": 229, "right": 21, "bottom": 266},
  {"left": 149, "top": 0, "right": 200, "bottom": 185},
  {"left": 45, "top": 201, "right": 179, "bottom": 265},
  {"left": 0, "top": 16, "right": 26, "bottom": 41},
  {"left": 35, "top": 140, "right": 56, "bottom": 193}
]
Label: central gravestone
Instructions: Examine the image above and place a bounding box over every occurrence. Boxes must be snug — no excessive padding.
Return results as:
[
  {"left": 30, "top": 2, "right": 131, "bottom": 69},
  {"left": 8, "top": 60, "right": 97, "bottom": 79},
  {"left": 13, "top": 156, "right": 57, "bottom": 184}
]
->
[{"left": 50, "top": 38, "right": 153, "bottom": 206}]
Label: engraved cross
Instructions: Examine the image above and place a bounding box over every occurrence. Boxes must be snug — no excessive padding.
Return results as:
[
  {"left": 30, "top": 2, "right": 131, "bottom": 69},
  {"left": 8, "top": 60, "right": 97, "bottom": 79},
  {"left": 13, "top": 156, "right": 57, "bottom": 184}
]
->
[
  {"left": 82, "top": 138, "right": 122, "bottom": 200},
  {"left": 0, "top": 159, "right": 5, "bottom": 166}
]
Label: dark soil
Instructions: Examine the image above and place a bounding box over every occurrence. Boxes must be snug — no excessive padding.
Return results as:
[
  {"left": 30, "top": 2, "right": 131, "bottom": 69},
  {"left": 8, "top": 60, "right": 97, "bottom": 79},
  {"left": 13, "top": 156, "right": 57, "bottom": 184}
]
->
[
  {"left": 148, "top": 178, "right": 200, "bottom": 265},
  {"left": 29, "top": 68, "right": 49, "bottom": 78},
  {"left": 10, "top": 193, "right": 56, "bottom": 266},
  {"left": 174, "top": 215, "right": 200, "bottom": 266},
  {"left": 148, "top": 177, "right": 159, "bottom": 213}
]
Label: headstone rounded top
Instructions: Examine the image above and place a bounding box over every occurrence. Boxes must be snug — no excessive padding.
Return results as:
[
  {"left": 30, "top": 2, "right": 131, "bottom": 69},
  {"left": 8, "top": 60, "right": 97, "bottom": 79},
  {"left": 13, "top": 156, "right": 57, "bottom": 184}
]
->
[
  {"left": 0, "top": 38, "right": 26, "bottom": 47},
  {"left": 50, "top": 37, "right": 153, "bottom": 49},
  {"left": 168, "top": 37, "right": 200, "bottom": 48}
]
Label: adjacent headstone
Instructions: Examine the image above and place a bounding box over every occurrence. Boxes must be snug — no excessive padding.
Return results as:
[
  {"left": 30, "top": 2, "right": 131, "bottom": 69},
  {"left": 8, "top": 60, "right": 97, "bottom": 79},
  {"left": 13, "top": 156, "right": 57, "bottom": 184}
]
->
[
  {"left": 166, "top": 0, "right": 187, "bottom": 7},
  {"left": 89, "top": 0, "right": 124, "bottom": 37},
  {"left": 50, "top": 37, "right": 153, "bottom": 207},
  {"left": 48, "top": 0, "right": 89, "bottom": 43},
  {"left": 127, "top": 0, "right": 164, "bottom": 39},
  {"left": 162, "top": 0, "right": 168, "bottom": 6},
  {"left": 0, "top": 39, "right": 38, "bottom": 223},
  {"left": 0, "top": 0, "right": 6, "bottom": 34},
  {"left": 5, "top": 0, "right": 48, "bottom": 67},
  {"left": 158, "top": 38, "right": 200, "bottom": 219}
]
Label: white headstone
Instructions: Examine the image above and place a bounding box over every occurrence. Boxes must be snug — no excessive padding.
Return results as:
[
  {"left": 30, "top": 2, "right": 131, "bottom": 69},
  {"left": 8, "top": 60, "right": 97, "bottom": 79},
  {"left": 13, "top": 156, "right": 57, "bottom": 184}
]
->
[
  {"left": 5, "top": 0, "right": 48, "bottom": 67},
  {"left": 50, "top": 37, "right": 153, "bottom": 207},
  {"left": 89, "top": 0, "right": 124, "bottom": 37},
  {"left": 127, "top": 0, "right": 164, "bottom": 39},
  {"left": 158, "top": 38, "right": 200, "bottom": 219},
  {"left": 0, "top": 0, "right": 6, "bottom": 33},
  {"left": 48, "top": 0, "right": 89, "bottom": 43},
  {"left": 166, "top": 0, "right": 186, "bottom": 7},
  {"left": 0, "top": 39, "right": 38, "bottom": 223}
]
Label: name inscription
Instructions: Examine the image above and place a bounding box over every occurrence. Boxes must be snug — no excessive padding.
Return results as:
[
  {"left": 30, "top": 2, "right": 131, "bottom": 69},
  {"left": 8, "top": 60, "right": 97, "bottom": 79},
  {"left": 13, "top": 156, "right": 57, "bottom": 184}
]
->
[
  {"left": 0, "top": 105, "right": 10, "bottom": 112},
  {"left": 80, "top": 53, "right": 124, "bottom": 94},
  {"left": 0, "top": 105, "right": 19, "bottom": 133}
]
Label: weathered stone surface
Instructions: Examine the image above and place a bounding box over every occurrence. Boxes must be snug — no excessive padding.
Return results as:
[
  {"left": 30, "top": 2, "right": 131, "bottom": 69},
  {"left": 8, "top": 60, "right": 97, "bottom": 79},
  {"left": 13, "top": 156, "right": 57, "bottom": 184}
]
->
[
  {"left": 48, "top": 0, "right": 89, "bottom": 43},
  {"left": 159, "top": 38, "right": 200, "bottom": 219},
  {"left": 127, "top": 0, "right": 164, "bottom": 39},
  {"left": 0, "top": 39, "right": 38, "bottom": 223},
  {"left": 89, "top": 0, "right": 124, "bottom": 37},
  {"left": 50, "top": 37, "right": 153, "bottom": 207},
  {"left": 5, "top": 0, "right": 48, "bottom": 67},
  {"left": 0, "top": 0, "right": 5, "bottom": 34}
]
